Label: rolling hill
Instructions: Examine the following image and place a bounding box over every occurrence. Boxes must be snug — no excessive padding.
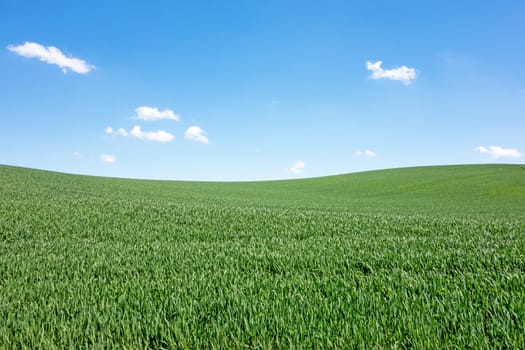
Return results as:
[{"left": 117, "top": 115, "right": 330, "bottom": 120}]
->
[
  {"left": 1, "top": 163, "right": 524, "bottom": 348},
  {"left": 1, "top": 163, "right": 524, "bottom": 216}
]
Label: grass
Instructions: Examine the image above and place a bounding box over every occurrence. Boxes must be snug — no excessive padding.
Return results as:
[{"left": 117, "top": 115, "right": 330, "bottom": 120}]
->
[{"left": 1, "top": 163, "right": 524, "bottom": 348}]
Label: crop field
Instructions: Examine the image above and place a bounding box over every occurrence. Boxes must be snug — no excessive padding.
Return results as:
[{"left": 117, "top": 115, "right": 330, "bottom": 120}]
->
[{"left": 1, "top": 164, "right": 524, "bottom": 348}]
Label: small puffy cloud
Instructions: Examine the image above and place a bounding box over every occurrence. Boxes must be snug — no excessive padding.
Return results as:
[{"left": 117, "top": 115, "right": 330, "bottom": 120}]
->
[
  {"left": 101, "top": 154, "right": 117, "bottom": 163},
  {"left": 184, "top": 126, "right": 209, "bottom": 144},
  {"left": 366, "top": 60, "right": 416, "bottom": 84},
  {"left": 474, "top": 145, "right": 521, "bottom": 158},
  {"left": 134, "top": 106, "right": 180, "bottom": 121},
  {"left": 285, "top": 161, "right": 305, "bottom": 174},
  {"left": 130, "top": 125, "right": 174, "bottom": 142},
  {"left": 7, "top": 41, "right": 94, "bottom": 74},
  {"left": 355, "top": 150, "right": 377, "bottom": 157},
  {"left": 106, "top": 125, "right": 174, "bottom": 142},
  {"left": 105, "top": 126, "right": 129, "bottom": 137}
]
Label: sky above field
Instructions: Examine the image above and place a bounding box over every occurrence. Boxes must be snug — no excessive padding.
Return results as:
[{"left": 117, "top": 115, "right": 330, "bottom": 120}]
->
[{"left": 1, "top": 0, "right": 524, "bottom": 180}]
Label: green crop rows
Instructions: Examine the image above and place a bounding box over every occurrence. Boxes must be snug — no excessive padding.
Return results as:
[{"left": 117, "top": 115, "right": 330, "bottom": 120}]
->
[{"left": 1, "top": 164, "right": 524, "bottom": 348}]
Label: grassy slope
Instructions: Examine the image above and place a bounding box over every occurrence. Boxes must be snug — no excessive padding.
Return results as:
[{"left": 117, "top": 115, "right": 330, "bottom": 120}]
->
[
  {"left": 4, "top": 163, "right": 524, "bottom": 215},
  {"left": 1, "top": 164, "right": 524, "bottom": 348},
  {"left": 214, "top": 164, "right": 525, "bottom": 215}
]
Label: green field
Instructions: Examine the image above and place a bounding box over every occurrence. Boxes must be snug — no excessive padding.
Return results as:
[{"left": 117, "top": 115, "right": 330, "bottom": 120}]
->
[{"left": 1, "top": 164, "right": 524, "bottom": 348}]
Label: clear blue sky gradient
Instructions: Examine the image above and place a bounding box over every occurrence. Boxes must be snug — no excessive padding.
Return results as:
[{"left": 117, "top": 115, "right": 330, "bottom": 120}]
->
[{"left": 1, "top": 0, "right": 524, "bottom": 180}]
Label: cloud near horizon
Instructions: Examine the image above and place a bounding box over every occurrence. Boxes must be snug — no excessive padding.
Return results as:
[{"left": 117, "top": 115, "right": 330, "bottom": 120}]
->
[
  {"left": 184, "top": 126, "right": 209, "bottom": 144},
  {"left": 366, "top": 60, "right": 416, "bottom": 84},
  {"left": 100, "top": 154, "right": 117, "bottom": 163},
  {"left": 355, "top": 150, "right": 377, "bottom": 157},
  {"left": 285, "top": 161, "right": 305, "bottom": 174},
  {"left": 7, "top": 41, "right": 94, "bottom": 74},
  {"left": 106, "top": 125, "right": 174, "bottom": 142},
  {"left": 133, "top": 106, "right": 180, "bottom": 121},
  {"left": 474, "top": 145, "right": 521, "bottom": 158}
]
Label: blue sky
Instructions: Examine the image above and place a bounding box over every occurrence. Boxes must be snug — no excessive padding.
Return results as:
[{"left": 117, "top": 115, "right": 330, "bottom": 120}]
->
[{"left": 1, "top": 0, "right": 524, "bottom": 180}]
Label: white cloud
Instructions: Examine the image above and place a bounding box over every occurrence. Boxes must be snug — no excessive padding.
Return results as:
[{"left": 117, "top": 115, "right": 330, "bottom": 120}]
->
[
  {"left": 355, "top": 150, "right": 377, "bottom": 157},
  {"left": 285, "top": 161, "right": 305, "bottom": 174},
  {"left": 106, "top": 125, "right": 174, "bottom": 142},
  {"left": 134, "top": 106, "right": 180, "bottom": 121},
  {"left": 101, "top": 154, "right": 117, "bottom": 163},
  {"left": 130, "top": 125, "right": 174, "bottom": 142},
  {"left": 105, "top": 126, "right": 129, "bottom": 137},
  {"left": 7, "top": 41, "right": 94, "bottom": 74},
  {"left": 184, "top": 126, "right": 209, "bottom": 144},
  {"left": 366, "top": 60, "right": 416, "bottom": 84},
  {"left": 474, "top": 145, "right": 521, "bottom": 158}
]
